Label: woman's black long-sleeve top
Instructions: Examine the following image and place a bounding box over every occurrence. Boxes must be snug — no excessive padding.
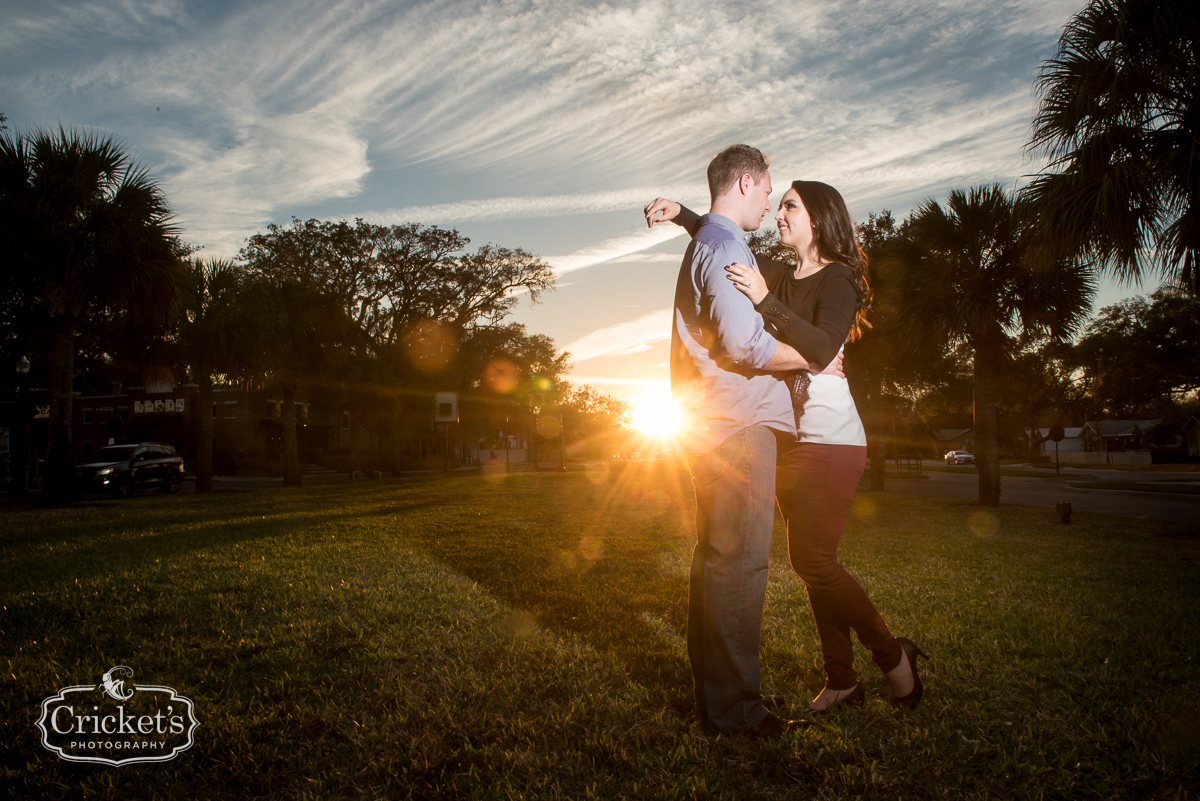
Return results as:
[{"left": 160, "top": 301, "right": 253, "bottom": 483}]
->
[{"left": 674, "top": 206, "right": 859, "bottom": 371}]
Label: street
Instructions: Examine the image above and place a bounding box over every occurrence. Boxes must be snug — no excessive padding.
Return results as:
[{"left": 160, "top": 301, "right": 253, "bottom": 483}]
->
[
  {"left": 870, "top": 464, "right": 1200, "bottom": 524},
  {"left": 101, "top": 463, "right": 1200, "bottom": 529}
]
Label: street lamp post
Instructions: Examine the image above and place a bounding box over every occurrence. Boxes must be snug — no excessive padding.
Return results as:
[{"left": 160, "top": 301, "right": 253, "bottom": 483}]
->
[
  {"left": 531, "top": 401, "right": 540, "bottom": 470},
  {"left": 10, "top": 356, "right": 31, "bottom": 496},
  {"left": 558, "top": 408, "right": 566, "bottom": 472}
]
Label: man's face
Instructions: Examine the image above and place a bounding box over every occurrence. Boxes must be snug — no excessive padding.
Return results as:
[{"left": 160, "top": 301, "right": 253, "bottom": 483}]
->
[{"left": 745, "top": 171, "right": 773, "bottom": 231}]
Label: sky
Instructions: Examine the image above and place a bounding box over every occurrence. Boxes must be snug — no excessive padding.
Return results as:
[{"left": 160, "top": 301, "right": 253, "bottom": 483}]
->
[{"left": 1, "top": 0, "right": 1156, "bottom": 403}]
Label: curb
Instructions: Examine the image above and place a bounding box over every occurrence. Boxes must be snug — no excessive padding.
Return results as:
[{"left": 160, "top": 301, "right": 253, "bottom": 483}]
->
[{"left": 1066, "top": 484, "right": 1200, "bottom": 501}]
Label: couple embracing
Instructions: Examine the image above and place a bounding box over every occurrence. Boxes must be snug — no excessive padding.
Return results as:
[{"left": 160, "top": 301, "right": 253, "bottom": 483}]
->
[{"left": 644, "top": 145, "right": 926, "bottom": 738}]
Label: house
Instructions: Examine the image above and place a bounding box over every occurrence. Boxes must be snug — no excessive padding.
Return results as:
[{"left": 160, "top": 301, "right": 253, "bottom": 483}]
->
[
  {"left": 3, "top": 381, "right": 551, "bottom": 486},
  {"left": 1185, "top": 417, "right": 1200, "bottom": 458},
  {"left": 1053, "top": 419, "right": 1191, "bottom": 466},
  {"left": 1027, "top": 427, "right": 1084, "bottom": 455},
  {"left": 1080, "top": 420, "right": 1171, "bottom": 453},
  {"left": 933, "top": 428, "right": 973, "bottom": 454}
]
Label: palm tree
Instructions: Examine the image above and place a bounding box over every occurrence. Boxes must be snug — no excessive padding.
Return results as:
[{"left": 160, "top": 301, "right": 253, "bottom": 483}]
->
[
  {"left": 842, "top": 212, "right": 967, "bottom": 491},
  {"left": 264, "top": 277, "right": 359, "bottom": 486},
  {"left": 0, "top": 127, "right": 179, "bottom": 504},
  {"left": 848, "top": 212, "right": 910, "bottom": 491},
  {"left": 1026, "top": 0, "right": 1200, "bottom": 291},
  {"left": 888, "top": 185, "right": 1095, "bottom": 506},
  {"left": 175, "top": 259, "right": 277, "bottom": 492}
]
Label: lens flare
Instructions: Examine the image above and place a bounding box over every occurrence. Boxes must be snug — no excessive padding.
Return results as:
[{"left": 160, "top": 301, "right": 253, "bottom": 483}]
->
[
  {"left": 484, "top": 358, "right": 519, "bottom": 393},
  {"left": 631, "top": 393, "right": 682, "bottom": 438},
  {"left": 968, "top": 510, "right": 999, "bottom": 537},
  {"left": 850, "top": 496, "right": 878, "bottom": 519},
  {"left": 403, "top": 320, "right": 456, "bottom": 372}
]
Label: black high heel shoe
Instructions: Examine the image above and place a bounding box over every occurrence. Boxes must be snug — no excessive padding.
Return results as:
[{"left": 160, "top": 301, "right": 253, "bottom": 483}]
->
[{"left": 891, "top": 637, "right": 929, "bottom": 710}]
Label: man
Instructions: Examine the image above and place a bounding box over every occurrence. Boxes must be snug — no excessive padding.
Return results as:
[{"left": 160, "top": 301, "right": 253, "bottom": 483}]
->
[{"left": 647, "top": 145, "right": 831, "bottom": 737}]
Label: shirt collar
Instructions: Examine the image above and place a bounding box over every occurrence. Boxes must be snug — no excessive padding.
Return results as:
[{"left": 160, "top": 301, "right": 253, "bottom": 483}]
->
[{"left": 700, "top": 213, "right": 752, "bottom": 243}]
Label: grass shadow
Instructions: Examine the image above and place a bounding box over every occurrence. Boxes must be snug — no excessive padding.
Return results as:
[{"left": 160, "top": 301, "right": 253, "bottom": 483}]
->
[{"left": 387, "top": 464, "right": 702, "bottom": 717}]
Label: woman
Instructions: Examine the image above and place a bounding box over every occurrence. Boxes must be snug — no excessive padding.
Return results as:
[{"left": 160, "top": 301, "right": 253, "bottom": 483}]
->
[{"left": 645, "top": 182, "right": 927, "bottom": 712}]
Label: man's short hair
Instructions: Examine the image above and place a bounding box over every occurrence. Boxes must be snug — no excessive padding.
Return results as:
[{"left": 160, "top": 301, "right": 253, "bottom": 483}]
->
[{"left": 707, "top": 144, "right": 770, "bottom": 201}]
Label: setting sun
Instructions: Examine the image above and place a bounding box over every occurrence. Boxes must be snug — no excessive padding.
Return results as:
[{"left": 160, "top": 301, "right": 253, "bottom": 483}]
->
[{"left": 630, "top": 393, "right": 683, "bottom": 438}]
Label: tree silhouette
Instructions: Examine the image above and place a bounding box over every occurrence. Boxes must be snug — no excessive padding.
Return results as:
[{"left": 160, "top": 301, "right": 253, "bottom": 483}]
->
[
  {"left": 845, "top": 211, "right": 940, "bottom": 490},
  {"left": 175, "top": 259, "right": 277, "bottom": 491},
  {"left": 0, "top": 127, "right": 178, "bottom": 504},
  {"left": 998, "top": 340, "right": 1090, "bottom": 458},
  {"left": 1075, "top": 284, "right": 1200, "bottom": 416},
  {"left": 241, "top": 217, "right": 556, "bottom": 472},
  {"left": 1026, "top": 0, "right": 1200, "bottom": 292},
  {"left": 888, "top": 185, "right": 1095, "bottom": 505},
  {"left": 265, "top": 277, "right": 360, "bottom": 486}
]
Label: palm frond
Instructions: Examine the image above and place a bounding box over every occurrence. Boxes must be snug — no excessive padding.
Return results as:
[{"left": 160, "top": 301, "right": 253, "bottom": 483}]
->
[{"left": 1026, "top": 0, "right": 1200, "bottom": 285}]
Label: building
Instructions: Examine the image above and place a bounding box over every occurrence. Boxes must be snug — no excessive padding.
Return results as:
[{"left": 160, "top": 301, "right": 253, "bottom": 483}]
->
[
  {"left": 1040, "top": 419, "right": 1191, "bottom": 466},
  {"left": 1027, "top": 427, "right": 1085, "bottom": 456},
  {"left": 1080, "top": 420, "right": 1170, "bottom": 453},
  {"left": 1185, "top": 417, "right": 1200, "bottom": 459},
  {"left": 3, "top": 382, "right": 541, "bottom": 485},
  {"left": 933, "top": 428, "right": 974, "bottom": 455}
]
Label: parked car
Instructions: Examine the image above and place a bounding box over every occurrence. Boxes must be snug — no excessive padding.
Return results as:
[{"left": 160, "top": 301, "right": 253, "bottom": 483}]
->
[
  {"left": 944, "top": 450, "right": 975, "bottom": 465},
  {"left": 76, "top": 442, "right": 185, "bottom": 497}
]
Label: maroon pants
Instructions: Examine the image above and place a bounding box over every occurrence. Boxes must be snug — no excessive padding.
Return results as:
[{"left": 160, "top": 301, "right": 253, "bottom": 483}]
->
[{"left": 776, "top": 442, "right": 902, "bottom": 690}]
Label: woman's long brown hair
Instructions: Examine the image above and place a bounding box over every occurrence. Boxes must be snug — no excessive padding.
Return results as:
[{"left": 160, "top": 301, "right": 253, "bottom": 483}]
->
[{"left": 790, "top": 180, "right": 872, "bottom": 341}]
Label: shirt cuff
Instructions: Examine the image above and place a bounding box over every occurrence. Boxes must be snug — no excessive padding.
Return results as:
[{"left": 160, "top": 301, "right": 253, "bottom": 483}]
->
[{"left": 754, "top": 292, "right": 792, "bottom": 324}]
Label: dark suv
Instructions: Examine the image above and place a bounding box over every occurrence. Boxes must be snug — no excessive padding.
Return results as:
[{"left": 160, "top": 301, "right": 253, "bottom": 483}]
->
[{"left": 76, "top": 442, "right": 185, "bottom": 497}]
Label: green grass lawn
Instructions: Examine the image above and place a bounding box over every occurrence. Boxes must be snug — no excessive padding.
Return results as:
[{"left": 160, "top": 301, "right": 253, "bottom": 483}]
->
[
  {"left": 2, "top": 468, "right": 1198, "bottom": 799},
  {"left": 865, "top": 471, "right": 931, "bottom": 481}
]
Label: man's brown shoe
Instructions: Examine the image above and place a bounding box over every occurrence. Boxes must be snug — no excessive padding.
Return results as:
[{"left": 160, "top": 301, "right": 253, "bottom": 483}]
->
[
  {"left": 761, "top": 694, "right": 790, "bottom": 713},
  {"left": 742, "top": 712, "right": 813, "bottom": 739}
]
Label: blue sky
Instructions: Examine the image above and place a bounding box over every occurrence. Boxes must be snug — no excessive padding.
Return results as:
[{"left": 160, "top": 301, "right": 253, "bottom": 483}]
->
[{"left": 2, "top": 0, "right": 1153, "bottom": 402}]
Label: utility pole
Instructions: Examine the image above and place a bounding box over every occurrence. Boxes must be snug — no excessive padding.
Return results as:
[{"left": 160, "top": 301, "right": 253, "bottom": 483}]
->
[
  {"left": 10, "top": 355, "right": 31, "bottom": 495},
  {"left": 558, "top": 408, "right": 566, "bottom": 472}
]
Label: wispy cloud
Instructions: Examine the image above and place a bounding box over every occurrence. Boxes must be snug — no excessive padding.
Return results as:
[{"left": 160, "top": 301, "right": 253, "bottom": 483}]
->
[
  {"left": 5, "top": 0, "right": 1084, "bottom": 255},
  {"left": 367, "top": 186, "right": 698, "bottom": 225},
  {"left": 562, "top": 308, "right": 673, "bottom": 362},
  {"left": 567, "top": 375, "right": 670, "bottom": 390},
  {"left": 602, "top": 253, "right": 684, "bottom": 265},
  {"left": 547, "top": 228, "right": 687, "bottom": 276},
  {"left": 0, "top": 0, "right": 188, "bottom": 50}
]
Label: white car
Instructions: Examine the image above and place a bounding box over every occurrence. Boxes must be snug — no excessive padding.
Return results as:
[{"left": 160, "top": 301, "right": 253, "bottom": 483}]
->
[{"left": 944, "top": 450, "right": 975, "bottom": 465}]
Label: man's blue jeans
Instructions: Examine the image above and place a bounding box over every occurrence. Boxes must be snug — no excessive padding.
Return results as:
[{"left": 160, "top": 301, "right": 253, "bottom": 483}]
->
[{"left": 687, "top": 426, "right": 778, "bottom": 731}]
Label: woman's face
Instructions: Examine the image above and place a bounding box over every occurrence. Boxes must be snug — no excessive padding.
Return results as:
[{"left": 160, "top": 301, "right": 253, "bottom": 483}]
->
[{"left": 775, "top": 188, "right": 814, "bottom": 256}]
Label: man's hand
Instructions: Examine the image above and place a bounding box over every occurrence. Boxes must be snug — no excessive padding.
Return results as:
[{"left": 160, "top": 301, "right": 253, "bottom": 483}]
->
[
  {"left": 820, "top": 351, "right": 845, "bottom": 379},
  {"left": 763, "top": 344, "right": 845, "bottom": 377},
  {"left": 644, "top": 197, "right": 681, "bottom": 228}
]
